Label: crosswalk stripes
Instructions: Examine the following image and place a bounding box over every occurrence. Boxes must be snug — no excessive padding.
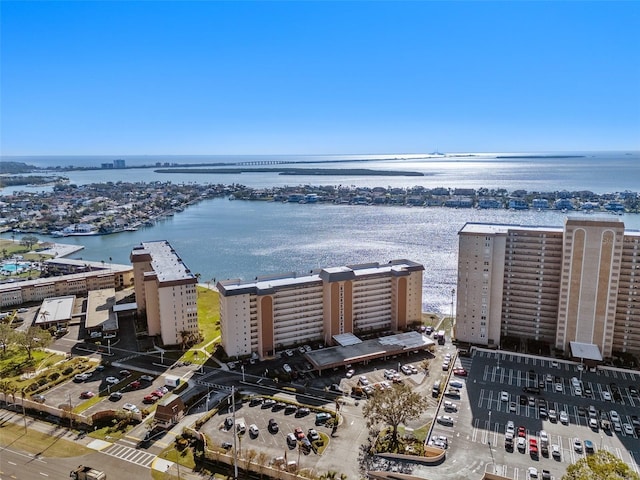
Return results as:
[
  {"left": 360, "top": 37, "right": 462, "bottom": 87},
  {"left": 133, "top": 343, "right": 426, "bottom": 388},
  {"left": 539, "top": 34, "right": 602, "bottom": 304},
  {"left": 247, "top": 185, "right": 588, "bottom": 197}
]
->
[{"left": 101, "top": 442, "right": 157, "bottom": 467}]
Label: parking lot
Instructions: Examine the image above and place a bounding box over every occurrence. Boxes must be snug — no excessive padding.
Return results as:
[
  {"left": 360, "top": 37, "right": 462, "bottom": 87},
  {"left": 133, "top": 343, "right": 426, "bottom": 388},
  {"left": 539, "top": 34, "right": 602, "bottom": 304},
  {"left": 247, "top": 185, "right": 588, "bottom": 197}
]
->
[
  {"left": 427, "top": 349, "right": 640, "bottom": 479},
  {"left": 43, "top": 362, "right": 162, "bottom": 414}
]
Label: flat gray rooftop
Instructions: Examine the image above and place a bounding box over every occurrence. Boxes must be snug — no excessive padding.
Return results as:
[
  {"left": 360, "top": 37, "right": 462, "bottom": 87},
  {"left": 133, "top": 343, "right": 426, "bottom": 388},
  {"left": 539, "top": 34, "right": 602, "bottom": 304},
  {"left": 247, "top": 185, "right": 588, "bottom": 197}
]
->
[
  {"left": 305, "top": 331, "right": 435, "bottom": 371},
  {"left": 569, "top": 341, "right": 603, "bottom": 362}
]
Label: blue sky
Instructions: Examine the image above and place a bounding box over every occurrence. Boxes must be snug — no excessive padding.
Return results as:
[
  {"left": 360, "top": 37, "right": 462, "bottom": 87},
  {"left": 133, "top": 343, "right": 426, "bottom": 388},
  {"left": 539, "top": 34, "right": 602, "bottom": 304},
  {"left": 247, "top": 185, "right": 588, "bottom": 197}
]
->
[{"left": 1, "top": 1, "right": 639, "bottom": 155}]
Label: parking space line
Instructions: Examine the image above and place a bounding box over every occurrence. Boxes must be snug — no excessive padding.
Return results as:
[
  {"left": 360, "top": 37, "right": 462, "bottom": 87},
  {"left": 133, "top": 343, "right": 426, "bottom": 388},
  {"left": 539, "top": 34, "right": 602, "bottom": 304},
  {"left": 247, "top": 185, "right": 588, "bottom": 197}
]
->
[
  {"left": 478, "top": 389, "right": 485, "bottom": 408},
  {"left": 481, "top": 421, "right": 489, "bottom": 444},
  {"left": 472, "top": 418, "right": 480, "bottom": 443}
]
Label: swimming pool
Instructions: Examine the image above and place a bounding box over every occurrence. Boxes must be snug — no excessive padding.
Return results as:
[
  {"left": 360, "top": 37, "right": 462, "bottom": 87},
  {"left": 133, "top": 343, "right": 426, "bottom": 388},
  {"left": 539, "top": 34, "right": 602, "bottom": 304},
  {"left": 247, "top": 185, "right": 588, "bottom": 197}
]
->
[{"left": 0, "top": 262, "right": 30, "bottom": 274}]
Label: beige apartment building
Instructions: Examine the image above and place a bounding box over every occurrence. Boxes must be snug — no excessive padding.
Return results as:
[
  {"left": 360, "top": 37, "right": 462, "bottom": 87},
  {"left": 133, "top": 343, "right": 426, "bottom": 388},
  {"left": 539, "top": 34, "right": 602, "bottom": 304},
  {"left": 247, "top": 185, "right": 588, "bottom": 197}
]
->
[
  {"left": 0, "top": 261, "right": 133, "bottom": 308},
  {"left": 217, "top": 260, "right": 424, "bottom": 359},
  {"left": 456, "top": 217, "right": 640, "bottom": 359},
  {"left": 130, "top": 241, "right": 199, "bottom": 347}
]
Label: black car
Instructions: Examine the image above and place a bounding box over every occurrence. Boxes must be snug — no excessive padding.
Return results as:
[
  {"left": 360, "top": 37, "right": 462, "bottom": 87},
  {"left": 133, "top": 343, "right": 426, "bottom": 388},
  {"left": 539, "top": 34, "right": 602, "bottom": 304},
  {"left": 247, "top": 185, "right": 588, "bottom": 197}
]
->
[
  {"left": 221, "top": 442, "right": 233, "bottom": 450},
  {"left": 261, "top": 399, "right": 276, "bottom": 409},
  {"left": 224, "top": 417, "right": 234, "bottom": 429},
  {"left": 519, "top": 394, "right": 528, "bottom": 406},
  {"left": 284, "top": 404, "right": 298, "bottom": 414},
  {"left": 249, "top": 397, "right": 263, "bottom": 407},
  {"left": 268, "top": 418, "right": 279, "bottom": 433}
]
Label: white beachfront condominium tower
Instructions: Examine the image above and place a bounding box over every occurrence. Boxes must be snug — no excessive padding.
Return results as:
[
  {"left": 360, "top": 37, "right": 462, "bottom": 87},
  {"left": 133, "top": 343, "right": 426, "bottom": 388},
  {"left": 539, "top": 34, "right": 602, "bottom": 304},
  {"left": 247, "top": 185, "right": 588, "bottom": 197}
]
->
[{"left": 130, "top": 240, "right": 199, "bottom": 347}]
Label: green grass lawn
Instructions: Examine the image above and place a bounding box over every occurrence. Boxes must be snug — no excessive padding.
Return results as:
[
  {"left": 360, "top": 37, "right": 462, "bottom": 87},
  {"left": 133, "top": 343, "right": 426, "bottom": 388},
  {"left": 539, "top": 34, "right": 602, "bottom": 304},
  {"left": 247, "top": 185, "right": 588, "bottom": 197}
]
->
[
  {"left": 196, "top": 287, "right": 221, "bottom": 346},
  {"left": 0, "top": 421, "right": 92, "bottom": 457},
  {"left": 151, "top": 445, "right": 198, "bottom": 480}
]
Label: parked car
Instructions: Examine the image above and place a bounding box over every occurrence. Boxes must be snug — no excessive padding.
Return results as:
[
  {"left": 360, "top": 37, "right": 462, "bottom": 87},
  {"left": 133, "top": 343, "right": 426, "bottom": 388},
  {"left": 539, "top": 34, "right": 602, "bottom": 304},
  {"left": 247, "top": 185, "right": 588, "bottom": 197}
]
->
[
  {"left": 449, "top": 380, "right": 464, "bottom": 389},
  {"left": 80, "top": 391, "right": 95, "bottom": 399},
  {"left": 249, "top": 424, "right": 259, "bottom": 436},
  {"left": 307, "top": 429, "right": 320, "bottom": 441},
  {"left": 453, "top": 368, "right": 467, "bottom": 376},
  {"left": 573, "top": 438, "right": 583, "bottom": 452},
  {"left": 140, "top": 375, "right": 154, "bottom": 382},
  {"left": 437, "top": 415, "right": 454, "bottom": 426},
  {"left": 31, "top": 394, "right": 46, "bottom": 403},
  {"left": 443, "top": 401, "right": 458, "bottom": 412},
  {"left": 105, "top": 376, "right": 119, "bottom": 385},
  {"left": 268, "top": 418, "right": 279, "bottom": 433},
  {"left": 122, "top": 403, "right": 139, "bottom": 413},
  {"left": 74, "top": 373, "right": 90, "bottom": 383},
  {"left": 500, "top": 391, "right": 509, "bottom": 402},
  {"left": 109, "top": 391, "right": 123, "bottom": 401},
  {"left": 529, "top": 439, "right": 538, "bottom": 456}
]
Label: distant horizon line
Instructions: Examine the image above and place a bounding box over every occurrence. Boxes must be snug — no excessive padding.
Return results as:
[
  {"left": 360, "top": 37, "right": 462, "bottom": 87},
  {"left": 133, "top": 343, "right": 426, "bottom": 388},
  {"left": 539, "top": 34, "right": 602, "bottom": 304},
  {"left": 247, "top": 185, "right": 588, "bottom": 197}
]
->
[{"left": 3, "top": 149, "right": 639, "bottom": 158}]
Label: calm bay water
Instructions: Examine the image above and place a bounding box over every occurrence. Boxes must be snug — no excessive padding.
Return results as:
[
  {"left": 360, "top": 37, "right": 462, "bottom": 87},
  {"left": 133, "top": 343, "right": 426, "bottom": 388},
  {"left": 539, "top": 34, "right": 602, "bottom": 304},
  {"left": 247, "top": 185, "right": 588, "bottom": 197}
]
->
[
  {"left": 2, "top": 152, "right": 639, "bottom": 313},
  {"left": 4, "top": 151, "right": 640, "bottom": 192}
]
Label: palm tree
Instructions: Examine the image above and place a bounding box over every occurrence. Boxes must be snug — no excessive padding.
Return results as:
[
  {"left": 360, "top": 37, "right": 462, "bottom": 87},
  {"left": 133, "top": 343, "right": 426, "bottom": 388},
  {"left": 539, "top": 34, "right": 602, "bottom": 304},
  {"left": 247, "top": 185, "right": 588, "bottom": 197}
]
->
[{"left": 38, "top": 310, "right": 50, "bottom": 326}]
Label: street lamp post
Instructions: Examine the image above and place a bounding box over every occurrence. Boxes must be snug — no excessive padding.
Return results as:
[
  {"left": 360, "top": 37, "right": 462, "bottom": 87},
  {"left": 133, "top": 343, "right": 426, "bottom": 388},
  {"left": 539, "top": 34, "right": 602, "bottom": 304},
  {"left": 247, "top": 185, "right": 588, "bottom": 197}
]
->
[{"left": 450, "top": 288, "right": 455, "bottom": 322}]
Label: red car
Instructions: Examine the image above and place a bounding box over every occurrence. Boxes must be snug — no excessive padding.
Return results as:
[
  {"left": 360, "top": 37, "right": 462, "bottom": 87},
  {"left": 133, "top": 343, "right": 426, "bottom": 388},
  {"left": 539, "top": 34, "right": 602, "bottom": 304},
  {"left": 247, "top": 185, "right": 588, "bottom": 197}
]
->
[
  {"left": 294, "top": 427, "right": 305, "bottom": 440},
  {"left": 453, "top": 368, "right": 468, "bottom": 376},
  {"left": 80, "top": 391, "right": 95, "bottom": 399},
  {"left": 529, "top": 439, "right": 538, "bottom": 455},
  {"left": 129, "top": 381, "right": 141, "bottom": 390},
  {"left": 518, "top": 426, "right": 526, "bottom": 438},
  {"left": 143, "top": 394, "right": 159, "bottom": 404}
]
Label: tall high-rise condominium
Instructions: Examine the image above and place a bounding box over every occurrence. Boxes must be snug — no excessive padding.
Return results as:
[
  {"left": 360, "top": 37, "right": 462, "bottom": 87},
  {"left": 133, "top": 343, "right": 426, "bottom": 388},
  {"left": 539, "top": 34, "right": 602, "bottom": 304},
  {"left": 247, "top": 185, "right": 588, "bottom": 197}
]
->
[
  {"left": 130, "top": 241, "right": 199, "bottom": 347},
  {"left": 456, "top": 217, "right": 640, "bottom": 359}
]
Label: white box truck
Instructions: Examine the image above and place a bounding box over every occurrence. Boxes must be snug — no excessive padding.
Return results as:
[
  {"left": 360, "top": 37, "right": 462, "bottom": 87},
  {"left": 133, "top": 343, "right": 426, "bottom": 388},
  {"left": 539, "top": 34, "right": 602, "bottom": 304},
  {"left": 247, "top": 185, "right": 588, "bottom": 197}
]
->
[{"left": 165, "top": 375, "right": 180, "bottom": 388}]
